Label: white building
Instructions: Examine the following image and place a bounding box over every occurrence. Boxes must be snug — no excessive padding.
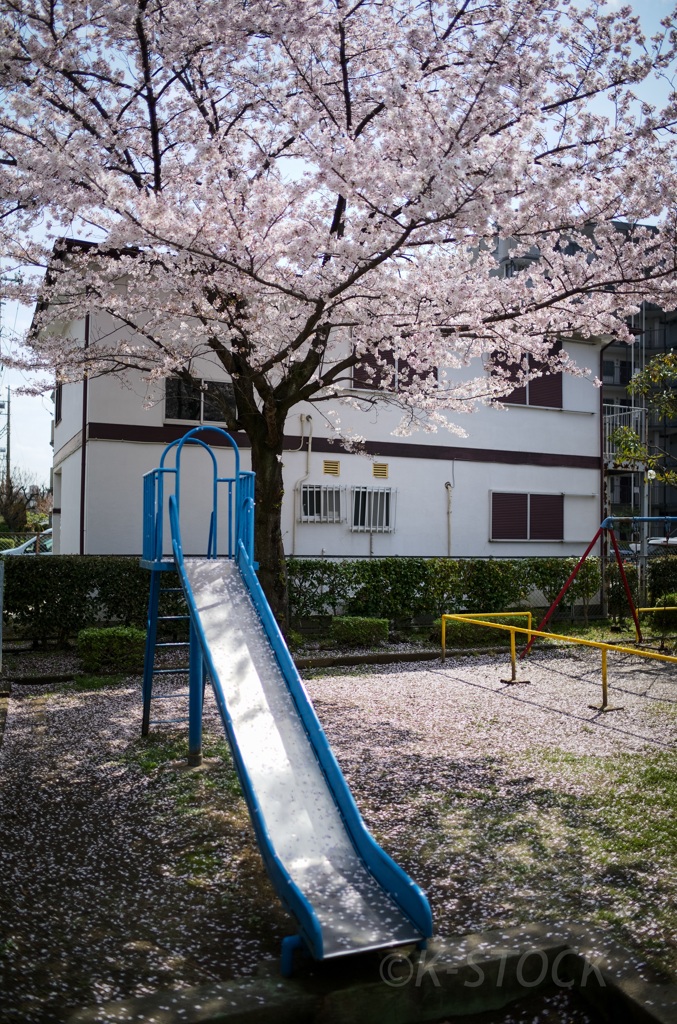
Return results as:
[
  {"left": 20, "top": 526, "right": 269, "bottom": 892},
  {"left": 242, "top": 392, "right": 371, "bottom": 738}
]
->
[{"left": 49, "top": 310, "right": 605, "bottom": 561}]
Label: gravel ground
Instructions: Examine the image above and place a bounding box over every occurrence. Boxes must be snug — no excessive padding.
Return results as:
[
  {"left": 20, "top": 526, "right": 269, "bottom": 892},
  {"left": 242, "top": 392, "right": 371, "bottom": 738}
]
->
[
  {"left": 304, "top": 646, "right": 677, "bottom": 759},
  {"left": 0, "top": 647, "right": 675, "bottom": 1023}
]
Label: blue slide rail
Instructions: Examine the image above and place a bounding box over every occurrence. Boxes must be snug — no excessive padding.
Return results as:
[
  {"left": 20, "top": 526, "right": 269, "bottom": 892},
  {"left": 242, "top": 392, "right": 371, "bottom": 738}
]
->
[
  {"left": 142, "top": 427, "right": 433, "bottom": 970},
  {"left": 142, "top": 427, "right": 254, "bottom": 566}
]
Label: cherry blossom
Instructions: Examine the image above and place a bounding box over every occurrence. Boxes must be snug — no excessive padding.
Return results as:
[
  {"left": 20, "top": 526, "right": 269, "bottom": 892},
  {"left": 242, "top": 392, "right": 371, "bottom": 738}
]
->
[{"left": 3, "top": 0, "right": 677, "bottom": 615}]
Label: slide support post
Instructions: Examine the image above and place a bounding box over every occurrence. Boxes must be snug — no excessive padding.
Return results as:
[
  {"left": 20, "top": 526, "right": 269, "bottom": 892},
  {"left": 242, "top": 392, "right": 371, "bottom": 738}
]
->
[{"left": 188, "top": 618, "right": 203, "bottom": 767}]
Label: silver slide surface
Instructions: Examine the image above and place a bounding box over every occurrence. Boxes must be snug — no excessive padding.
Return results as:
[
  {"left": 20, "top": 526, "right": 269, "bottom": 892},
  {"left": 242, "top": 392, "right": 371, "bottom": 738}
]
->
[{"left": 183, "top": 556, "right": 421, "bottom": 958}]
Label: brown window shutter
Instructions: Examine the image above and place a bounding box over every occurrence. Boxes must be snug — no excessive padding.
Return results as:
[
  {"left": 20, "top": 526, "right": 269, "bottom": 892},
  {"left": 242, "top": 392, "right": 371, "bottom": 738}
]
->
[
  {"left": 527, "top": 371, "right": 562, "bottom": 408},
  {"left": 527, "top": 339, "right": 563, "bottom": 408},
  {"left": 502, "top": 384, "right": 528, "bottom": 405},
  {"left": 353, "top": 349, "right": 395, "bottom": 389},
  {"left": 491, "top": 492, "right": 528, "bottom": 539},
  {"left": 490, "top": 350, "right": 527, "bottom": 405},
  {"left": 396, "top": 356, "right": 436, "bottom": 389},
  {"left": 530, "top": 494, "right": 564, "bottom": 540}
]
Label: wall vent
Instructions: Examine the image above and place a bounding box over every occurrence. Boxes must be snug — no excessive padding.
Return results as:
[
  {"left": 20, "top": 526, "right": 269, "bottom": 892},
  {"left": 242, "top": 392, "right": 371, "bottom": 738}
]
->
[
  {"left": 373, "top": 462, "right": 389, "bottom": 479},
  {"left": 323, "top": 460, "right": 340, "bottom": 476}
]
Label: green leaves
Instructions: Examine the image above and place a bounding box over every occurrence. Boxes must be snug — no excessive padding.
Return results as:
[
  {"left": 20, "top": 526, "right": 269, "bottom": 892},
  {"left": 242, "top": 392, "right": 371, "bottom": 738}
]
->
[
  {"left": 76, "top": 626, "right": 146, "bottom": 673},
  {"left": 648, "top": 556, "right": 677, "bottom": 607},
  {"left": 288, "top": 557, "right": 600, "bottom": 622},
  {"left": 2, "top": 556, "right": 150, "bottom": 644},
  {"left": 628, "top": 350, "right": 677, "bottom": 420},
  {"left": 329, "top": 617, "right": 389, "bottom": 647}
]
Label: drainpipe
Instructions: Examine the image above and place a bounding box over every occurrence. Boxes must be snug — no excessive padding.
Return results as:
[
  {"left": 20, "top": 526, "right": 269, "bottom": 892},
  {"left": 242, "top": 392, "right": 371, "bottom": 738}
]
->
[
  {"left": 290, "top": 414, "right": 312, "bottom": 556},
  {"left": 79, "top": 313, "right": 90, "bottom": 556},
  {"left": 599, "top": 338, "right": 616, "bottom": 620},
  {"left": 445, "top": 480, "right": 453, "bottom": 556}
]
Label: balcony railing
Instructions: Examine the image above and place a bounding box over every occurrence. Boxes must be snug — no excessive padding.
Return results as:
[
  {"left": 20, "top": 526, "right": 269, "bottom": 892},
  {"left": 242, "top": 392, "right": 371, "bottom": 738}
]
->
[{"left": 603, "top": 406, "right": 645, "bottom": 465}]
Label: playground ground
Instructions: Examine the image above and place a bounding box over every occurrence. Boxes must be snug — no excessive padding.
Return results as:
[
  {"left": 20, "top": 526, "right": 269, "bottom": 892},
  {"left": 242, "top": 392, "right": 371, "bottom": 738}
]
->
[{"left": 0, "top": 646, "right": 675, "bottom": 1023}]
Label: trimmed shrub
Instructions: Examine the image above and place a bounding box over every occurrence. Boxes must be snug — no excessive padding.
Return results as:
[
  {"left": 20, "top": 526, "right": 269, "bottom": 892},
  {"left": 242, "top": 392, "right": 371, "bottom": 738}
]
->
[
  {"left": 345, "top": 558, "right": 431, "bottom": 621},
  {"left": 459, "top": 558, "right": 529, "bottom": 613},
  {"left": 605, "top": 560, "right": 640, "bottom": 623},
  {"left": 2, "top": 555, "right": 152, "bottom": 644},
  {"left": 426, "top": 558, "right": 464, "bottom": 616},
  {"left": 285, "top": 629, "right": 304, "bottom": 653},
  {"left": 650, "top": 593, "right": 677, "bottom": 632},
  {"left": 77, "top": 626, "right": 147, "bottom": 673},
  {"left": 287, "top": 559, "right": 356, "bottom": 618},
  {"left": 430, "top": 615, "right": 527, "bottom": 648},
  {"left": 524, "top": 556, "right": 601, "bottom": 622},
  {"left": 287, "top": 556, "right": 598, "bottom": 624},
  {"left": 648, "top": 556, "right": 677, "bottom": 607},
  {"left": 330, "top": 616, "right": 389, "bottom": 647}
]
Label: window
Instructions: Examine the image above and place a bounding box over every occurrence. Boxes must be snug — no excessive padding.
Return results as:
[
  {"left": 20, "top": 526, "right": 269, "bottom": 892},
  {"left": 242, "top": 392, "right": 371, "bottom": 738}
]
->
[
  {"left": 165, "top": 377, "right": 235, "bottom": 422},
  {"left": 492, "top": 339, "right": 563, "bottom": 409},
  {"left": 54, "top": 383, "right": 63, "bottom": 425},
  {"left": 351, "top": 486, "right": 395, "bottom": 533},
  {"left": 299, "top": 485, "right": 343, "bottom": 523},
  {"left": 165, "top": 377, "right": 201, "bottom": 420},
  {"left": 203, "top": 380, "right": 236, "bottom": 421},
  {"left": 491, "top": 492, "right": 563, "bottom": 541}
]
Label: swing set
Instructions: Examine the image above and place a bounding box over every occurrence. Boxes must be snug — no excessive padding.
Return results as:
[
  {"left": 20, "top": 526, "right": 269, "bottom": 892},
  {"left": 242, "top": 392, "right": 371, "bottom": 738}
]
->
[{"left": 522, "top": 515, "right": 677, "bottom": 658}]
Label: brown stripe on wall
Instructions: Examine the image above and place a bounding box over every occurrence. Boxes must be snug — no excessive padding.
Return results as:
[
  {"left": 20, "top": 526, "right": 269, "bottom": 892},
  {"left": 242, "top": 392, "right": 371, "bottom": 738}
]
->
[{"left": 86, "top": 421, "right": 600, "bottom": 470}]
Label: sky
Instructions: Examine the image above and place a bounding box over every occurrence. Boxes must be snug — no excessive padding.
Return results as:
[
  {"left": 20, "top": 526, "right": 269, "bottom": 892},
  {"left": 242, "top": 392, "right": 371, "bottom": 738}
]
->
[{"left": 2, "top": 0, "right": 676, "bottom": 488}]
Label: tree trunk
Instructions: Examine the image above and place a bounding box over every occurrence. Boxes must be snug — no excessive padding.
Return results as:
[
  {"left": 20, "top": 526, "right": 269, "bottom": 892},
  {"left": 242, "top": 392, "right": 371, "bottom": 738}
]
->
[{"left": 248, "top": 432, "right": 288, "bottom": 631}]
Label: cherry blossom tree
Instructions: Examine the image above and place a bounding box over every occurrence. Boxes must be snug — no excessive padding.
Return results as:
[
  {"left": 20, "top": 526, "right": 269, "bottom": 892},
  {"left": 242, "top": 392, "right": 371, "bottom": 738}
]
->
[{"left": 3, "top": 0, "right": 677, "bottom": 620}]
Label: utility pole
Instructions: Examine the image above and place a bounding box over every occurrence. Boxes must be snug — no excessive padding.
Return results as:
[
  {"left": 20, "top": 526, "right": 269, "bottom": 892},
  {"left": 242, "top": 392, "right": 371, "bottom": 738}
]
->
[{"left": 5, "top": 386, "right": 9, "bottom": 488}]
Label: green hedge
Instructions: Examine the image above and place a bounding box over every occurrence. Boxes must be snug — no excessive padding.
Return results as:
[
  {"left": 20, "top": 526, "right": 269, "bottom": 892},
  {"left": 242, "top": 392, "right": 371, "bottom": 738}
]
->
[
  {"left": 2, "top": 553, "right": 605, "bottom": 644},
  {"left": 649, "top": 593, "right": 677, "bottom": 632},
  {"left": 647, "top": 556, "right": 677, "bottom": 607},
  {"left": 430, "top": 615, "right": 528, "bottom": 648},
  {"left": 330, "top": 616, "right": 389, "bottom": 647},
  {"left": 288, "top": 556, "right": 601, "bottom": 622},
  {"left": 77, "top": 626, "right": 146, "bottom": 672},
  {"left": 605, "top": 560, "right": 640, "bottom": 622},
  {"left": 2, "top": 556, "right": 153, "bottom": 644}
]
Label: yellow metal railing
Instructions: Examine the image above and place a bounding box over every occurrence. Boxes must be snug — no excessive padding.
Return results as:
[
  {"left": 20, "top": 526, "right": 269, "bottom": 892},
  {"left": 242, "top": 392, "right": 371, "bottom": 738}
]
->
[{"left": 441, "top": 612, "right": 677, "bottom": 712}]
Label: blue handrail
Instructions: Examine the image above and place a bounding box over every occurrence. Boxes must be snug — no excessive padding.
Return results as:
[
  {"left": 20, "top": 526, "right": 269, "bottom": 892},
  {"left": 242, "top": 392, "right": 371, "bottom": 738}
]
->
[
  {"left": 142, "top": 426, "right": 247, "bottom": 563},
  {"left": 235, "top": 537, "right": 433, "bottom": 939}
]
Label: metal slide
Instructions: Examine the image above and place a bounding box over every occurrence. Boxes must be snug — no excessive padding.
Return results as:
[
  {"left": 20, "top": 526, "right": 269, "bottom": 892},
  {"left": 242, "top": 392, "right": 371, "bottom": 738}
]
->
[
  {"left": 142, "top": 427, "right": 433, "bottom": 971},
  {"left": 180, "top": 556, "right": 430, "bottom": 961}
]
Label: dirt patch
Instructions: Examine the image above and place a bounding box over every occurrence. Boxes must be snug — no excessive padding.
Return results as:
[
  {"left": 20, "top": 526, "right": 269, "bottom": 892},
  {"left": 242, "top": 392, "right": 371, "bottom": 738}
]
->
[{"left": 0, "top": 676, "right": 291, "bottom": 1024}]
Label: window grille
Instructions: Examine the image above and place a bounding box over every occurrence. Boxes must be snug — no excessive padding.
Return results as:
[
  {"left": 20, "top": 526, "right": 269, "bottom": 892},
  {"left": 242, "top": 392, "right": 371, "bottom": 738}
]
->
[
  {"left": 299, "top": 485, "right": 343, "bottom": 523},
  {"left": 351, "top": 487, "right": 395, "bottom": 533}
]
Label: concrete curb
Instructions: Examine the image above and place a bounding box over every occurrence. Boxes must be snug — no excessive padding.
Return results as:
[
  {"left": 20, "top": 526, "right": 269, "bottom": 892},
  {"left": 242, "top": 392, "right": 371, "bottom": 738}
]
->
[
  {"left": 294, "top": 650, "right": 442, "bottom": 669},
  {"left": 4, "top": 672, "right": 78, "bottom": 685},
  {"left": 294, "top": 645, "right": 543, "bottom": 669},
  {"left": 67, "top": 924, "right": 677, "bottom": 1024}
]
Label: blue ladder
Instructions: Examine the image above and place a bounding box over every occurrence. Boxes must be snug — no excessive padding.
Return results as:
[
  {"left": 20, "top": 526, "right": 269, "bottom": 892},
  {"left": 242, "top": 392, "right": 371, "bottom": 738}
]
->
[
  {"left": 140, "top": 426, "right": 254, "bottom": 760},
  {"left": 141, "top": 571, "right": 191, "bottom": 735}
]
